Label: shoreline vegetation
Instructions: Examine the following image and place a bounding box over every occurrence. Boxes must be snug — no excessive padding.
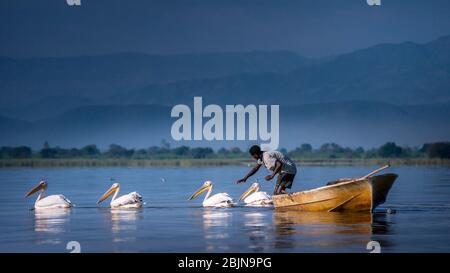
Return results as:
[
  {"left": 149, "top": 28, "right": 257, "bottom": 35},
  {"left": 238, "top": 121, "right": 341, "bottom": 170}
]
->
[
  {"left": 0, "top": 141, "right": 449, "bottom": 168},
  {"left": 0, "top": 157, "right": 449, "bottom": 168}
]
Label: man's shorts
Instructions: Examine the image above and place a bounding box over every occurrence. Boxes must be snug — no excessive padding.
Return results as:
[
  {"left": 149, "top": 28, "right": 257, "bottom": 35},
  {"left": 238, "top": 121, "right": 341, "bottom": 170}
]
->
[{"left": 276, "top": 172, "right": 296, "bottom": 189}]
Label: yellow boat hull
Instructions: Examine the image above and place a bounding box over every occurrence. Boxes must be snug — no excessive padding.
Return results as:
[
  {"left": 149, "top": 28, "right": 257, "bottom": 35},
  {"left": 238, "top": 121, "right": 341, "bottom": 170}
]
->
[{"left": 273, "top": 173, "right": 397, "bottom": 212}]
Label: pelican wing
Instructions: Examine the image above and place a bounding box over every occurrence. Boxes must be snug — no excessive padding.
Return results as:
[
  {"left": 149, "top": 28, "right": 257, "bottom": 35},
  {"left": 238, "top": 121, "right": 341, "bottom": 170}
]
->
[
  {"left": 244, "top": 191, "right": 272, "bottom": 204},
  {"left": 111, "top": 192, "right": 143, "bottom": 207},
  {"left": 204, "top": 193, "right": 233, "bottom": 207},
  {"left": 36, "top": 194, "right": 72, "bottom": 208}
]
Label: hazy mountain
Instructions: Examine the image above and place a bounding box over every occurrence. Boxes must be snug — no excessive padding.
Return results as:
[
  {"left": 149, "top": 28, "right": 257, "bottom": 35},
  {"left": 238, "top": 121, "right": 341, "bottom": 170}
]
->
[
  {"left": 2, "top": 35, "right": 449, "bottom": 120},
  {"left": 0, "top": 115, "right": 30, "bottom": 132},
  {"left": 0, "top": 105, "right": 172, "bottom": 149},
  {"left": 281, "top": 101, "right": 450, "bottom": 148},
  {"left": 0, "top": 115, "right": 32, "bottom": 147},
  {"left": 0, "top": 96, "right": 95, "bottom": 121},
  {"left": 0, "top": 102, "right": 448, "bottom": 149},
  {"left": 0, "top": 36, "right": 449, "bottom": 148},
  {"left": 109, "top": 35, "right": 450, "bottom": 106},
  {"left": 0, "top": 51, "right": 307, "bottom": 109}
]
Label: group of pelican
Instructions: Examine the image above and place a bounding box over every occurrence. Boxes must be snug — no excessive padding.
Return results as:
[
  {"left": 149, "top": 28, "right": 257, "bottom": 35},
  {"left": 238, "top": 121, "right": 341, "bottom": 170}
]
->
[
  {"left": 25, "top": 180, "right": 143, "bottom": 209},
  {"left": 25, "top": 180, "right": 271, "bottom": 210},
  {"left": 189, "top": 181, "right": 272, "bottom": 207}
]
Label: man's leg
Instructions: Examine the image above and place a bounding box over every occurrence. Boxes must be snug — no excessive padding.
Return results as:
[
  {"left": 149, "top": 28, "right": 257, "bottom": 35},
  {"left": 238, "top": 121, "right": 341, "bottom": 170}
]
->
[
  {"left": 279, "top": 186, "right": 288, "bottom": 194},
  {"left": 274, "top": 184, "right": 284, "bottom": 195},
  {"left": 283, "top": 173, "right": 295, "bottom": 193},
  {"left": 274, "top": 174, "right": 288, "bottom": 195},
  {"left": 274, "top": 175, "right": 282, "bottom": 195}
]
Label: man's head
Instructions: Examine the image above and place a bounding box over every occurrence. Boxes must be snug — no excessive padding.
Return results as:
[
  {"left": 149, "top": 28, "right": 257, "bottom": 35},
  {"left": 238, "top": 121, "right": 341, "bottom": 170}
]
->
[{"left": 249, "top": 145, "right": 262, "bottom": 160}]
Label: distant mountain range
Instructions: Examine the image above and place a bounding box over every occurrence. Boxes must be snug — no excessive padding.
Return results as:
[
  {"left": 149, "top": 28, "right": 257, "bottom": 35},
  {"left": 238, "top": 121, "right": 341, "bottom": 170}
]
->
[
  {"left": 107, "top": 35, "right": 450, "bottom": 106},
  {"left": 0, "top": 35, "right": 449, "bottom": 149},
  {"left": 0, "top": 51, "right": 307, "bottom": 109},
  {"left": 0, "top": 101, "right": 448, "bottom": 149}
]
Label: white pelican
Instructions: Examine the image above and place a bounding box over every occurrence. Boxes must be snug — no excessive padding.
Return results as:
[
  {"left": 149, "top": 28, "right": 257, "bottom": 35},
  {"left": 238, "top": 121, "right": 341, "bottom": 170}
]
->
[
  {"left": 97, "top": 183, "right": 143, "bottom": 208},
  {"left": 25, "top": 180, "right": 73, "bottom": 209},
  {"left": 239, "top": 182, "right": 272, "bottom": 206},
  {"left": 188, "top": 181, "right": 234, "bottom": 207}
]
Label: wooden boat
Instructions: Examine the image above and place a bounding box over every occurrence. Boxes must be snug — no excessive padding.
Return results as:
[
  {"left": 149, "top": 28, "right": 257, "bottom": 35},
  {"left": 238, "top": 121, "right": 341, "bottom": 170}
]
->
[{"left": 273, "top": 165, "right": 397, "bottom": 212}]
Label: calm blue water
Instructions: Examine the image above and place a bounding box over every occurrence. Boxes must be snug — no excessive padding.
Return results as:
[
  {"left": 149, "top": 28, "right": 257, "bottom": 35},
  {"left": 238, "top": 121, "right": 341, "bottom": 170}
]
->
[{"left": 0, "top": 165, "right": 449, "bottom": 252}]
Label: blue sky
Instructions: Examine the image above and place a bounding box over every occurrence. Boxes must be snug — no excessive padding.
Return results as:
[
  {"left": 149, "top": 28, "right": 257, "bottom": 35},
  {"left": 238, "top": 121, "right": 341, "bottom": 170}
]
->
[{"left": 1, "top": 0, "right": 450, "bottom": 58}]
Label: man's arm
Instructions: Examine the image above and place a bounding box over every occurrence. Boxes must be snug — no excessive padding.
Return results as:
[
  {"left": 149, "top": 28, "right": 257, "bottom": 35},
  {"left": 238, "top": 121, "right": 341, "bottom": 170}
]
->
[
  {"left": 236, "top": 164, "right": 262, "bottom": 184},
  {"left": 265, "top": 160, "right": 282, "bottom": 181}
]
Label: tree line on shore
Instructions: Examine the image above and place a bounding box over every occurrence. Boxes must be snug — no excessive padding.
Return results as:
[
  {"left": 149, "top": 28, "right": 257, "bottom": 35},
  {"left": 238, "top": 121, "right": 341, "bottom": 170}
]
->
[{"left": 1, "top": 141, "right": 450, "bottom": 160}]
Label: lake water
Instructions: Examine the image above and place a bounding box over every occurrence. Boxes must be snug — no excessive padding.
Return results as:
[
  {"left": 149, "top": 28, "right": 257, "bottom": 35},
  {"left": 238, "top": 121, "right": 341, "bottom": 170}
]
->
[{"left": 0, "top": 165, "right": 449, "bottom": 253}]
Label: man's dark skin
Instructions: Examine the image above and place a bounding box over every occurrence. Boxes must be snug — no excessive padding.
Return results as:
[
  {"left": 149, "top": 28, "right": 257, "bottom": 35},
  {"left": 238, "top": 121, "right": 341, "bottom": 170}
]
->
[{"left": 236, "top": 151, "right": 286, "bottom": 194}]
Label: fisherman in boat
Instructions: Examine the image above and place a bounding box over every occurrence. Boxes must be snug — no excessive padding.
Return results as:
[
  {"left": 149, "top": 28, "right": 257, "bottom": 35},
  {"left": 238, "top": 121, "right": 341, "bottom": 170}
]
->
[{"left": 236, "top": 145, "right": 297, "bottom": 195}]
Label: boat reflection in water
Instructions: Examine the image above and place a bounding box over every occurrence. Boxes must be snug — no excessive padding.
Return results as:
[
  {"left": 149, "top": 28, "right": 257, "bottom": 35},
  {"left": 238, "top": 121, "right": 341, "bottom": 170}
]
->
[
  {"left": 272, "top": 210, "right": 391, "bottom": 252},
  {"left": 201, "top": 209, "right": 233, "bottom": 251},
  {"left": 33, "top": 208, "right": 71, "bottom": 245}
]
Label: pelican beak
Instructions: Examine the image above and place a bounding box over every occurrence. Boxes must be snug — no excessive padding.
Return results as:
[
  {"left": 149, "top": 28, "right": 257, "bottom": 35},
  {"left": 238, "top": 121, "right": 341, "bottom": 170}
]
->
[
  {"left": 25, "top": 183, "right": 44, "bottom": 197},
  {"left": 239, "top": 185, "right": 257, "bottom": 201},
  {"left": 188, "top": 184, "right": 211, "bottom": 200},
  {"left": 97, "top": 185, "right": 117, "bottom": 204}
]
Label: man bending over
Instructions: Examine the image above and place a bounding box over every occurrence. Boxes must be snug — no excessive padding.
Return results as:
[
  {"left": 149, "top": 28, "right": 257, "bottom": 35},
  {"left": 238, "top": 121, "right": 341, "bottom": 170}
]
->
[{"left": 236, "top": 145, "right": 297, "bottom": 195}]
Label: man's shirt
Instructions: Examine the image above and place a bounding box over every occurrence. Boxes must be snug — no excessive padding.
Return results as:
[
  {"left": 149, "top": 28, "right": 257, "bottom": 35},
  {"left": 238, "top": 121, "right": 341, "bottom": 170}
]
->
[{"left": 257, "top": 150, "right": 297, "bottom": 175}]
